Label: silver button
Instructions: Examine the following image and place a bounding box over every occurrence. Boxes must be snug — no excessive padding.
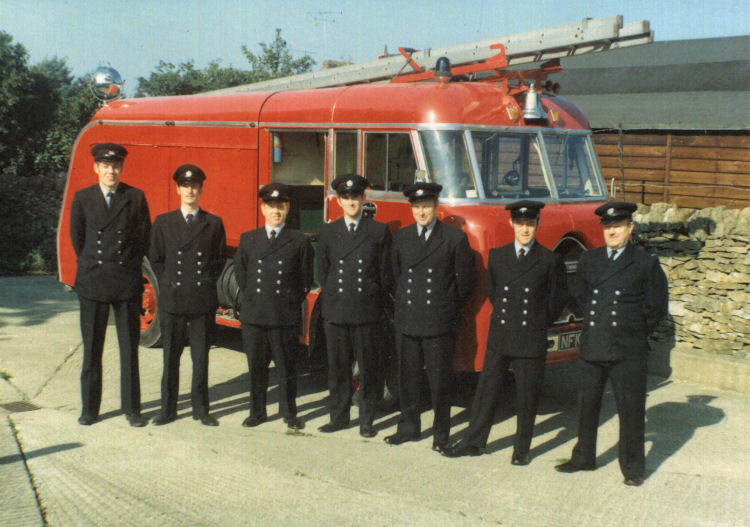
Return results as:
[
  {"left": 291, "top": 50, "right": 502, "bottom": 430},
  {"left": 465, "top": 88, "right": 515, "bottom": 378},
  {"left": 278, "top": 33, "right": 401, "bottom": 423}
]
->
[
  {"left": 98, "top": 260, "right": 103, "bottom": 265},
  {"left": 338, "top": 288, "right": 343, "bottom": 293},
  {"left": 590, "top": 321, "right": 595, "bottom": 326},
  {"left": 524, "top": 287, "right": 529, "bottom": 293},
  {"left": 257, "top": 260, "right": 262, "bottom": 264},
  {"left": 357, "top": 288, "right": 362, "bottom": 292},
  {"left": 177, "top": 251, "right": 182, "bottom": 255},
  {"left": 408, "top": 269, "right": 413, "bottom": 274},
  {"left": 177, "top": 260, "right": 182, "bottom": 265},
  {"left": 592, "top": 300, "right": 597, "bottom": 305},
  {"left": 523, "top": 299, "right": 528, "bottom": 304},
  {"left": 358, "top": 278, "right": 362, "bottom": 283},
  {"left": 426, "top": 289, "right": 431, "bottom": 294},
  {"left": 277, "top": 280, "right": 281, "bottom": 284},
  {"left": 339, "top": 259, "right": 344, "bottom": 264},
  {"left": 615, "top": 290, "right": 621, "bottom": 296},
  {"left": 278, "top": 270, "right": 282, "bottom": 274},
  {"left": 407, "top": 289, "right": 411, "bottom": 294},
  {"left": 97, "top": 249, "right": 102, "bottom": 254},
  {"left": 256, "top": 288, "right": 261, "bottom": 292},
  {"left": 612, "top": 321, "right": 617, "bottom": 326},
  {"left": 97, "top": 240, "right": 102, "bottom": 245},
  {"left": 522, "top": 321, "right": 527, "bottom": 326},
  {"left": 523, "top": 310, "right": 527, "bottom": 315},
  {"left": 611, "top": 311, "right": 617, "bottom": 316},
  {"left": 197, "top": 251, "right": 202, "bottom": 256},
  {"left": 504, "top": 286, "right": 509, "bottom": 291},
  {"left": 428, "top": 269, "right": 433, "bottom": 273},
  {"left": 501, "top": 320, "right": 506, "bottom": 324},
  {"left": 197, "top": 270, "right": 202, "bottom": 274},
  {"left": 176, "top": 281, "right": 181, "bottom": 286},
  {"left": 257, "top": 269, "right": 262, "bottom": 273},
  {"left": 426, "top": 300, "right": 431, "bottom": 305},
  {"left": 590, "top": 310, "right": 595, "bottom": 315},
  {"left": 276, "top": 290, "right": 280, "bottom": 294},
  {"left": 408, "top": 279, "right": 412, "bottom": 283},
  {"left": 501, "top": 309, "right": 506, "bottom": 313},
  {"left": 613, "top": 300, "right": 618, "bottom": 305},
  {"left": 338, "top": 279, "right": 343, "bottom": 283},
  {"left": 358, "top": 259, "right": 363, "bottom": 264},
  {"left": 177, "top": 271, "right": 182, "bottom": 275},
  {"left": 427, "top": 278, "right": 432, "bottom": 283},
  {"left": 257, "top": 278, "right": 261, "bottom": 283},
  {"left": 197, "top": 261, "right": 202, "bottom": 266},
  {"left": 503, "top": 298, "right": 507, "bottom": 303},
  {"left": 278, "top": 260, "right": 282, "bottom": 265},
  {"left": 593, "top": 289, "right": 598, "bottom": 294},
  {"left": 197, "top": 282, "right": 201, "bottom": 286},
  {"left": 358, "top": 269, "right": 362, "bottom": 273},
  {"left": 339, "top": 269, "right": 344, "bottom": 274},
  {"left": 407, "top": 300, "right": 412, "bottom": 305}
]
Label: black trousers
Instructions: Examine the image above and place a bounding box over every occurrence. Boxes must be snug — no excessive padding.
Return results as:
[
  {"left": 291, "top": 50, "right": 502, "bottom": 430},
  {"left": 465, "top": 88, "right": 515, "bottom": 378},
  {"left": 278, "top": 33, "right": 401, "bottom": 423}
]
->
[
  {"left": 323, "top": 321, "right": 380, "bottom": 426},
  {"left": 78, "top": 295, "right": 142, "bottom": 418},
  {"left": 242, "top": 324, "right": 299, "bottom": 420},
  {"left": 395, "top": 331, "right": 455, "bottom": 444},
  {"left": 463, "top": 354, "right": 545, "bottom": 455},
  {"left": 570, "top": 358, "right": 648, "bottom": 479},
  {"left": 159, "top": 311, "right": 212, "bottom": 416}
]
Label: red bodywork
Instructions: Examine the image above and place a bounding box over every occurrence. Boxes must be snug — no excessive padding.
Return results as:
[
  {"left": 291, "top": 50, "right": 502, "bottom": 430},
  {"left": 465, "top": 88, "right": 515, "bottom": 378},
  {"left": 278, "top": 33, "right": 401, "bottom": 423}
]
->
[{"left": 57, "top": 82, "right": 605, "bottom": 371}]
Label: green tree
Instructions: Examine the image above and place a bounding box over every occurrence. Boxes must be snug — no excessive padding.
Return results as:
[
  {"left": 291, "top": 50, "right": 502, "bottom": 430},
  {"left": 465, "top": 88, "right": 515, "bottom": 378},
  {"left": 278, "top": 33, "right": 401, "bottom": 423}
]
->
[
  {"left": 135, "top": 28, "right": 315, "bottom": 97},
  {"left": 241, "top": 28, "right": 316, "bottom": 81}
]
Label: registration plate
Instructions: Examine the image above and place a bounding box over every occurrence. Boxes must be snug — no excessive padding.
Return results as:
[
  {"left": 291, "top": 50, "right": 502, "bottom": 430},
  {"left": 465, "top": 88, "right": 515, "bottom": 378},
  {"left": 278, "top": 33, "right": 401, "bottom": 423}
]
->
[{"left": 548, "top": 330, "right": 581, "bottom": 352}]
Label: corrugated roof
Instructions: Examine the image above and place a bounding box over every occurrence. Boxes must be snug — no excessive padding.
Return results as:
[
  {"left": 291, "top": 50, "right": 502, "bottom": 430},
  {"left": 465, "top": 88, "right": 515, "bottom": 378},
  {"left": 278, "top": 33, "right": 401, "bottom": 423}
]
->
[{"left": 555, "top": 36, "right": 750, "bottom": 130}]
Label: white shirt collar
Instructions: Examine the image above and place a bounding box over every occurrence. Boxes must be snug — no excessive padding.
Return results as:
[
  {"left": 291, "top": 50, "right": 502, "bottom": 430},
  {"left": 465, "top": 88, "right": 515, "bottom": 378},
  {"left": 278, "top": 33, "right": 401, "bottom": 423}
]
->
[
  {"left": 419, "top": 218, "right": 437, "bottom": 239},
  {"left": 99, "top": 183, "right": 118, "bottom": 197},
  {"left": 514, "top": 239, "right": 535, "bottom": 255},
  {"left": 345, "top": 214, "right": 363, "bottom": 231},
  {"left": 181, "top": 206, "right": 200, "bottom": 220},
  {"left": 265, "top": 223, "right": 285, "bottom": 237}
]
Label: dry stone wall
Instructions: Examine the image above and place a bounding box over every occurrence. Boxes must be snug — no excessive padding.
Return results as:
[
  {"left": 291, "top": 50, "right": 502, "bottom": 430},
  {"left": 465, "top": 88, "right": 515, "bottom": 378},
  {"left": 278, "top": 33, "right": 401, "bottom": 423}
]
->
[{"left": 633, "top": 204, "right": 750, "bottom": 358}]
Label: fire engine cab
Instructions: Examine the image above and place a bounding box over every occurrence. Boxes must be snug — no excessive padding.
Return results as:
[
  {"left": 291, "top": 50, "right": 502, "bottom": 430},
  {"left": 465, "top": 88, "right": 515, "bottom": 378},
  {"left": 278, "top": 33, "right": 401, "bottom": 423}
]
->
[{"left": 56, "top": 16, "right": 653, "bottom": 372}]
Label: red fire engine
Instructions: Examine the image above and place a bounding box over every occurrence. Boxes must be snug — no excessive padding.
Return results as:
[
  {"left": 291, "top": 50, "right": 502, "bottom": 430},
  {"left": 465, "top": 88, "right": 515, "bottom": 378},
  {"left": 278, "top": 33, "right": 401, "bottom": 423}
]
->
[{"left": 56, "top": 17, "right": 652, "bottom": 372}]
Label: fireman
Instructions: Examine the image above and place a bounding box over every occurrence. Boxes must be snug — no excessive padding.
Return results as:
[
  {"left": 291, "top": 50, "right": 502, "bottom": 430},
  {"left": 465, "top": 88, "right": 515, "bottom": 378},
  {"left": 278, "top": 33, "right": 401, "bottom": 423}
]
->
[
  {"left": 555, "top": 202, "right": 668, "bottom": 486},
  {"left": 149, "top": 164, "right": 226, "bottom": 426},
  {"left": 234, "top": 183, "right": 314, "bottom": 430},
  {"left": 444, "top": 200, "right": 567, "bottom": 463},
  {"left": 70, "top": 143, "right": 151, "bottom": 427},
  {"left": 316, "top": 174, "right": 392, "bottom": 438},
  {"left": 384, "top": 182, "right": 475, "bottom": 452}
]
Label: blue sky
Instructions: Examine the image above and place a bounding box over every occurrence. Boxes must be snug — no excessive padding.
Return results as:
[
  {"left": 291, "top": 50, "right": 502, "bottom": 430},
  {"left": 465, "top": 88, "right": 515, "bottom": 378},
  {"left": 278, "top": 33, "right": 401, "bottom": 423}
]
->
[{"left": 2, "top": 0, "right": 748, "bottom": 93}]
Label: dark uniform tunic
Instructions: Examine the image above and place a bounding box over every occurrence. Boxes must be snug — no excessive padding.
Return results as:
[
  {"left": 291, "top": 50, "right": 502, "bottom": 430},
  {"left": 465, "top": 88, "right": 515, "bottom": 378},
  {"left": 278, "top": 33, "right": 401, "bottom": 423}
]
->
[
  {"left": 462, "top": 241, "right": 566, "bottom": 455},
  {"left": 149, "top": 208, "right": 226, "bottom": 417},
  {"left": 391, "top": 220, "right": 475, "bottom": 444},
  {"left": 569, "top": 243, "right": 668, "bottom": 479},
  {"left": 317, "top": 216, "right": 392, "bottom": 426},
  {"left": 69, "top": 182, "right": 151, "bottom": 419},
  {"left": 235, "top": 226, "right": 314, "bottom": 421}
]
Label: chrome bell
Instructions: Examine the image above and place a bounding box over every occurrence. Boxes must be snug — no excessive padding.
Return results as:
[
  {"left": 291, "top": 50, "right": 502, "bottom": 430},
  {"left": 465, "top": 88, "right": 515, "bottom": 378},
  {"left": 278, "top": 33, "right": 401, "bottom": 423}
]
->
[{"left": 522, "top": 80, "right": 547, "bottom": 121}]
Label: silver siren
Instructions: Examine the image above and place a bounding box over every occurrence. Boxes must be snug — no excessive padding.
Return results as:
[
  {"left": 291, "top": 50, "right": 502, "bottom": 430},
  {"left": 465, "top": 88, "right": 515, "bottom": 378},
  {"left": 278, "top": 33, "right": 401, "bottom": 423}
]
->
[
  {"left": 522, "top": 80, "right": 547, "bottom": 121},
  {"left": 90, "top": 65, "right": 124, "bottom": 103}
]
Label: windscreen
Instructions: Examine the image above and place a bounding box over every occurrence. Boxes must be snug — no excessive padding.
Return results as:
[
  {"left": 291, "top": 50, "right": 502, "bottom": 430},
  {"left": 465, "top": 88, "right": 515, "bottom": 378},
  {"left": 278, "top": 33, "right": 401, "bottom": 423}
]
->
[{"left": 542, "top": 133, "right": 605, "bottom": 198}]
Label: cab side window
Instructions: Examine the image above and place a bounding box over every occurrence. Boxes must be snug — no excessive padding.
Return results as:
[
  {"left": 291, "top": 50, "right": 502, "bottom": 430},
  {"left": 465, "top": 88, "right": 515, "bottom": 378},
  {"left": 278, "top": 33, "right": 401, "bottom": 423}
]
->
[{"left": 364, "top": 132, "right": 417, "bottom": 192}]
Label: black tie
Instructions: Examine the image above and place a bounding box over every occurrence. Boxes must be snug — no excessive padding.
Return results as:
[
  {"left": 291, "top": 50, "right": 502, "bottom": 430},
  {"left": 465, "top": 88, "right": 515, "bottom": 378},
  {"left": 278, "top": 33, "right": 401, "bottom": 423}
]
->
[
  {"left": 106, "top": 191, "right": 113, "bottom": 209},
  {"left": 609, "top": 250, "right": 616, "bottom": 261},
  {"left": 186, "top": 213, "right": 193, "bottom": 226},
  {"left": 349, "top": 223, "right": 356, "bottom": 235},
  {"left": 269, "top": 230, "right": 276, "bottom": 242},
  {"left": 419, "top": 227, "right": 427, "bottom": 243},
  {"left": 518, "top": 248, "right": 526, "bottom": 259}
]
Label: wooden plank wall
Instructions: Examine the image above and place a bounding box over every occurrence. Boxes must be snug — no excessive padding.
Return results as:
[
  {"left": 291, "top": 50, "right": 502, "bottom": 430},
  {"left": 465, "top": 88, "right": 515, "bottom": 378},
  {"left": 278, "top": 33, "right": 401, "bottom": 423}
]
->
[{"left": 593, "top": 132, "right": 750, "bottom": 209}]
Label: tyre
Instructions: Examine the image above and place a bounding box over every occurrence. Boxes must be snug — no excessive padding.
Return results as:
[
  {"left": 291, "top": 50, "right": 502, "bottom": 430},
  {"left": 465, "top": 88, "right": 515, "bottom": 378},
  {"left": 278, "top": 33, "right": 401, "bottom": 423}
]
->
[{"left": 140, "top": 258, "right": 162, "bottom": 348}]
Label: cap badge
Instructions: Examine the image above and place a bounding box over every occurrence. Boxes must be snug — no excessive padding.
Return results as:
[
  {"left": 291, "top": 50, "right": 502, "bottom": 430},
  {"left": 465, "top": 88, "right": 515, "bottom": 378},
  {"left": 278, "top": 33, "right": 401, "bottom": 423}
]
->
[
  {"left": 416, "top": 189, "right": 424, "bottom": 196},
  {"left": 271, "top": 190, "right": 279, "bottom": 197},
  {"left": 607, "top": 207, "right": 615, "bottom": 216},
  {"left": 107, "top": 150, "right": 115, "bottom": 157},
  {"left": 346, "top": 180, "right": 353, "bottom": 187},
  {"left": 519, "top": 207, "right": 527, "bottom": 213},
  {"left": 185, "top": 170, "right": 192, "bottom": 178}
]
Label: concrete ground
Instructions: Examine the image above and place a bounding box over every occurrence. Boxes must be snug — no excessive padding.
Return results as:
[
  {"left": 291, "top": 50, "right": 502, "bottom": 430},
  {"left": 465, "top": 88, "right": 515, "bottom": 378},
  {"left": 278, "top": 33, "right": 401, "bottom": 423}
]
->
[{"left": 1, "top": 275, "right": 748, "bottom": 527}]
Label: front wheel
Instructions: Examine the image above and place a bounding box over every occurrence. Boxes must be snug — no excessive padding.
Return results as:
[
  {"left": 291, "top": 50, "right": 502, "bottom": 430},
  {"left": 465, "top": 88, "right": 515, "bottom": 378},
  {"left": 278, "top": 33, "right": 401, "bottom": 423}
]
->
[{"left": 140, "top": 258, "right": 162, "bottom": 347}]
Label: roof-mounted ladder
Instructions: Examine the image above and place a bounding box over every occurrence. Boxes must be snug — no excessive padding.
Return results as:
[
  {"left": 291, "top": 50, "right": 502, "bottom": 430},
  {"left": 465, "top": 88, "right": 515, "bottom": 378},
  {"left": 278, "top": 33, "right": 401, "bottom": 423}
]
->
[{"left": 210, "top": 15, "right": 652, "bottom": 94}]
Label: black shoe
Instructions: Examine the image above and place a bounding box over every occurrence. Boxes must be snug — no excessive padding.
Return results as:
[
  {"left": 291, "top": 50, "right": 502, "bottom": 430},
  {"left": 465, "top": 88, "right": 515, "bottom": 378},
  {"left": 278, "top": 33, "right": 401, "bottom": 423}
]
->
[
  {"left": 193, "top": 412, "right": 219, "bottom": 426},
  {"left": 284, "top": 417, "right": 305, "bottom": 430},
  {"left": 360, "top": 424, "right": 377, "bottom": 438},
  {"left": 383, "top": 431, "right": 419, "bottom": 445},
  {"left": 126, "top": 414, "right": 147, "bottom": 427},
  {"left": 624, "top": 476, "right": 644, "bottom": 487},
  {"left": 432, "top": 441, "right": 451, "bottom": 454},
  {"left": 554, "top": 461, "right": 596, "bottom": 473},
  {"left": 511, "top": 452, "right": 531, "bottom": 466},
  {"left": 152, "top": 413, "right": 177, "bottom": 426},
  {"left": 242, "top": 415, "right": 268, "bottom": 427},
  {"left": 78, "top": 415, "right": 97, "bottom": 426},
  {"left": 318, "top": 421, "right": 349, "bottom": 433},
  {"left": 442, "top": 442, "right": 482, "bottom": 458}
]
